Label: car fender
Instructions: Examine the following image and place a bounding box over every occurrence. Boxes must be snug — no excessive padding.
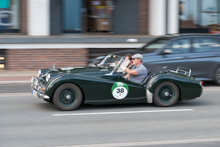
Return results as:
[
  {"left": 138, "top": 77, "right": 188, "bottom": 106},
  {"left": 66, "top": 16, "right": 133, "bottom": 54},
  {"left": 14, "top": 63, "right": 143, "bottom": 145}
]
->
[
  {"left": 45, "top": 74, "right": 110, "bottom": 100},
  {"left": 44, "top": 74, "right": 75, "bottom": 98},
  {"left": 146, "top": 73, "right": 202, "bottom": 99}
]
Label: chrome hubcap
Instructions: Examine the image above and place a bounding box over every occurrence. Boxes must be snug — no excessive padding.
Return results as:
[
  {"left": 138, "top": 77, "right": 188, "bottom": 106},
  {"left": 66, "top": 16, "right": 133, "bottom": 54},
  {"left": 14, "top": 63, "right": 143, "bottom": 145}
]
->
[
  {"left": 66, "top": 95, "right": 71, "bottom": 100},
  {"left": 164, "top": 92, "right": 169, "bottom": 96}
]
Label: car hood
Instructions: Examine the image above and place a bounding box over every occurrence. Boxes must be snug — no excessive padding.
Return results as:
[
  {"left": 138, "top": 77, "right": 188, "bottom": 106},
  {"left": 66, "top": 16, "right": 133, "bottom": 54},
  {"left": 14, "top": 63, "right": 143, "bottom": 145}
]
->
[
  {"left": 62, "top": 66, "right": 109, "bottom": 76},
  {"left": 40, "top": 66, "right": 109, "bottom": 78}
]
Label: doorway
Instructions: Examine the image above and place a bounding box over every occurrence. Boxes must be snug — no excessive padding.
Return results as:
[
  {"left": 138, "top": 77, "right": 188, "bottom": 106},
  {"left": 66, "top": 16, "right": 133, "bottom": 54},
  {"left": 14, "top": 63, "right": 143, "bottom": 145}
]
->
[
  {"left": 82, "top": 0, "right": 114, "bottom": 33},
  {"left": 63, "top": 0, "right": 82, "bottom": 33}
]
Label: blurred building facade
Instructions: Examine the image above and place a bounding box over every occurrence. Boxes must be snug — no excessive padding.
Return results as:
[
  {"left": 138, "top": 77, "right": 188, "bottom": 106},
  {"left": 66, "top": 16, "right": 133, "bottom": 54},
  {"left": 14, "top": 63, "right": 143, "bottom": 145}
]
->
[
  {"left": 1, "top": 0, "right": 220, "bottom": 36},
  {"left": 1, "top": 0, "right": 220, "bottom": 70}
]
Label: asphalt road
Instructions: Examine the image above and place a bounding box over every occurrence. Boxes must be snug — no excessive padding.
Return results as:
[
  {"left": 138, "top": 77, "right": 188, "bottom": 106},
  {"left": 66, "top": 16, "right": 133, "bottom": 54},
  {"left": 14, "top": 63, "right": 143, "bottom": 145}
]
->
[{"left": 0, "top": 83, "right": 220, "bottom": 147}]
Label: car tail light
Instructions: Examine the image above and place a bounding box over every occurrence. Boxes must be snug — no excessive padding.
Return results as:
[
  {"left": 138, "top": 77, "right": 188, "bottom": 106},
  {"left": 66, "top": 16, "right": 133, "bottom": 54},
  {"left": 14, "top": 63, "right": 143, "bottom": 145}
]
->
[{"left": 200, "top": 81, "right": 203, "bottom": 86}]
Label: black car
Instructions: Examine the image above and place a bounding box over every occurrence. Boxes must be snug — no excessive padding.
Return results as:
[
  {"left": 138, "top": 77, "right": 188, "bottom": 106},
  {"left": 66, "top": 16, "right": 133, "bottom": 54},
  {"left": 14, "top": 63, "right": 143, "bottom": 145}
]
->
[{"left": 90, "top": 34, "right": 220, "bottom": 85}]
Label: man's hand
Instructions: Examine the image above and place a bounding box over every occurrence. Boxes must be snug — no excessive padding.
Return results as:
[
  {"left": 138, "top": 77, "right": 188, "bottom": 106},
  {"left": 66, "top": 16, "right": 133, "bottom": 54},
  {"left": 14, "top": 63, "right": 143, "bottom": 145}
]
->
[{"left": 124, "top": 74, "right": 130, "bottom": 79}]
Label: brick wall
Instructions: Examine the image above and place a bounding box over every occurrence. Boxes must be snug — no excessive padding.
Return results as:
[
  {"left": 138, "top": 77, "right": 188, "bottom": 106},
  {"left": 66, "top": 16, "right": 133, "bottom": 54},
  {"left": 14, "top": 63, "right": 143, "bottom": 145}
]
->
[
  {"left": 6, "top": 49, "right": 88, "bottom": 70},
  {"left": 20, "top": 0, "right": 27, "bottom": 34},
  {"left": 138, "top": 0, "right": 149, "bottom": 34}
]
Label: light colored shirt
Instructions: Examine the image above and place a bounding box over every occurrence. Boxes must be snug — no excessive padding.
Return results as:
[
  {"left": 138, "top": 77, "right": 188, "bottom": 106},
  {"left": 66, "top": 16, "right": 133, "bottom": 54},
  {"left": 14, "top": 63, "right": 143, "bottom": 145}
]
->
[{"left": 129, "top": 64, "right": 148, "bottom": 83}]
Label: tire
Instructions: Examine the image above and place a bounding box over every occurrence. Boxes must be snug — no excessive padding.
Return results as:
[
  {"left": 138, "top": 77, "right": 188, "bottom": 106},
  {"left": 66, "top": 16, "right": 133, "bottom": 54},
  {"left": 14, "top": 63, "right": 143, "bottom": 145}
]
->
[
  {"left": 53, "top": 83, "right": 82, "bottom": 111},
  {"left": 214, "top": 66, "right": 220, "bottom": 86},
  {"left": 153, "top": 82, "right": 179, "bottom": 107}
]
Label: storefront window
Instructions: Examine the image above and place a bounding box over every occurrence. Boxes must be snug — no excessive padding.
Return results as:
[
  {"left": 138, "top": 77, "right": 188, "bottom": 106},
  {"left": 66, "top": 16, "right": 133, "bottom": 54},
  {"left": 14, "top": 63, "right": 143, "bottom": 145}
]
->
[
  {"left": 179, "top": 0, "right": 220, "bottom": 33},
  {"left": 63, "top": 0, "right": 82, "bottom": 33},
  {"left": 62, "top": 0, "right": 114, "bottom": 33},
  {"left": 0, "top": 0, "right": 20, "bottom": 32},
  {"left": 86, "top": 0, "right": 113, "bottom": 32}
]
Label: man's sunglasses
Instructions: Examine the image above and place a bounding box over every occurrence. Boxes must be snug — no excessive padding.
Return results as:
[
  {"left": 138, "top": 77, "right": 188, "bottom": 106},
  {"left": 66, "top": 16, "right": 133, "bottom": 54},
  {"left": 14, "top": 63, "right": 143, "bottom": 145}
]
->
[{"left": 132, "top": 58, "right": 139, "bottom": 60}]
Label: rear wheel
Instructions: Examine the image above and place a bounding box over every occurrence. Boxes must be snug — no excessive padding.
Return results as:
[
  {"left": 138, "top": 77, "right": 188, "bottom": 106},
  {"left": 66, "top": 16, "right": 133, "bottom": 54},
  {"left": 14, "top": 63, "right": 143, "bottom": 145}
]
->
[
  {"left": 214, "top": 66, "right": 220, "bottom": 86},
  {"left": 53, "top": 83, "right": 82, "bottom": 111},
  {"left": 153, "top": 82, "right": 179, "bottom": 107}
]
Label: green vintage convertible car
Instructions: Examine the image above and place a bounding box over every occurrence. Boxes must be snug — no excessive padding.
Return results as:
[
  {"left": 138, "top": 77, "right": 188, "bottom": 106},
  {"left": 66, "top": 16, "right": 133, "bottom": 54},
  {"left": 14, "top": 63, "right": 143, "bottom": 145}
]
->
[{"left": 31, "top": 54, "right": 203, "bottom": 111}]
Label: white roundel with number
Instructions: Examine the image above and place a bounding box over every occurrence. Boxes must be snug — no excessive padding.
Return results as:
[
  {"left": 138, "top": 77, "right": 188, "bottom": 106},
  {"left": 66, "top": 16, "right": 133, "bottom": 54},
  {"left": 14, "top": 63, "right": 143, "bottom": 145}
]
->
[{"left": 112, "top": 86, "right": 128, "bottom": 99}]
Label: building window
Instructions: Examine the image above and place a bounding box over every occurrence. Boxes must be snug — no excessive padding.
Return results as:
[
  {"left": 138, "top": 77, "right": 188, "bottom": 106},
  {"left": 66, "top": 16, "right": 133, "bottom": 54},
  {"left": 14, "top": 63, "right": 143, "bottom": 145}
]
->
[
  {"left": 62, "top": 0, "right": 114, "bottom": 33},
  {"left": 179, "top": 0, "right": 220, "bottom": 34},
  {"left": 63, "top": 0, "right": 82, "bottom": 33},
  {"left": 0, "top": 0, "right": 20, "bottom": 33}
]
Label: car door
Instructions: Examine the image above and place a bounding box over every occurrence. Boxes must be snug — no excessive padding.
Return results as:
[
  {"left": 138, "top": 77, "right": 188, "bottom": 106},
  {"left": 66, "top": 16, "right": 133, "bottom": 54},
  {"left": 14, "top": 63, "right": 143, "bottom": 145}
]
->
[
  {"left": 106, "top": 72, "right": 146, "bottom": 104},
  {"left": 184, "top": 37, "right": 220, "bottom": 80},
  {"left": 144, "top": 38, "right": 193, "bottom": 71}
]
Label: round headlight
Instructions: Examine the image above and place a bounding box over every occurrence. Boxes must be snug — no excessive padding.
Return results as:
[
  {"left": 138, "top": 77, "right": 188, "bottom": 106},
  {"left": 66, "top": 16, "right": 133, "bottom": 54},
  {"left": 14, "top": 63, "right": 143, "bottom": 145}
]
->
[
  {"left": 37, "top": 70, "right": 41, "bottom": 77},
  {"left": 46, "top": 74, "right": 50, "bottom": 82}
]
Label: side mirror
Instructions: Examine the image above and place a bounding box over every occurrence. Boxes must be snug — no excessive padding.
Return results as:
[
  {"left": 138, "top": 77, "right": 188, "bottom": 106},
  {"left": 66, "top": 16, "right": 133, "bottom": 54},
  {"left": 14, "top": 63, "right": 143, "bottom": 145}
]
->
[{"left": 163, "top": 49, "right": 172, "bottom": 54}]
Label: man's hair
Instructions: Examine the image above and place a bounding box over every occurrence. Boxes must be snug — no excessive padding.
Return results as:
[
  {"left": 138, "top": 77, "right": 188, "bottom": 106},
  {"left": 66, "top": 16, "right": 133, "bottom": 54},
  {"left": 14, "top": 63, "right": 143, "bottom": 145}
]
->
[
  {"left": 125, "top": 54, "right": 132, "bottom": 60},
  {"left": 140, "top": 58, "right": 143, "bottom": 63}
]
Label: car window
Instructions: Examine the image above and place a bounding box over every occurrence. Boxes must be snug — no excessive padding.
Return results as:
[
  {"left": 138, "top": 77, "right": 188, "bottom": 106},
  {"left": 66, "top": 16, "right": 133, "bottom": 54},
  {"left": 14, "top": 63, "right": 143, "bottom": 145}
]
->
[
  {"left": 142, "top": 38, "right": 170, "bottom": 53},
  {"left": 169, "top": 39, "right": 191, "bottom": 54},
  {"left": 192, "top": 38, "right": 220, "bottom": 53}
]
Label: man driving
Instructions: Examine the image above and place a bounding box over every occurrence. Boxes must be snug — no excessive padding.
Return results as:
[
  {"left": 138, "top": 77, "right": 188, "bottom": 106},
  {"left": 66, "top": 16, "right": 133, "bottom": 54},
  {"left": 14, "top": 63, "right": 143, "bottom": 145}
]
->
[{"left": 120, "top": 54, "right": 148, "bottom": 83}]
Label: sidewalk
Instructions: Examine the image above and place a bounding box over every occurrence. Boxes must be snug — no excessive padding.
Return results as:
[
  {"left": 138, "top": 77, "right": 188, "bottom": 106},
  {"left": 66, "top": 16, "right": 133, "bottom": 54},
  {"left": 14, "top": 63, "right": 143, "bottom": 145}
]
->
[
  {"left": 0, "top": 33, "right": 155, "bottom": 43},
  {"left": 0, "top": 70, "right": 36, "bottom": 84}
]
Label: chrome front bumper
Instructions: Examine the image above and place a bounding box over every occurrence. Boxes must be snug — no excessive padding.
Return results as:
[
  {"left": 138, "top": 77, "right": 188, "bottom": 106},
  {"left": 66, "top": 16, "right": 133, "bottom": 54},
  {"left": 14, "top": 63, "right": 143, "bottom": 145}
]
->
[{"left": 31, "top": 77, "right": 50, "bottom": 99}]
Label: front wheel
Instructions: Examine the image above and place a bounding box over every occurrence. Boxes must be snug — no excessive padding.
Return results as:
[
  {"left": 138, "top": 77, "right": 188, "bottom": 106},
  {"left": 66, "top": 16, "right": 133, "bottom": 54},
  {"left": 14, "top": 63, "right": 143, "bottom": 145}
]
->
[
  {"left": 153, "top": 82, "right": 179, "bottom": 107},
  {"left": 53, "top": 83, "right": 82, "bottom": 111},
  {"left": 214, "top": 66, "right": 220, "bottom": 86}
]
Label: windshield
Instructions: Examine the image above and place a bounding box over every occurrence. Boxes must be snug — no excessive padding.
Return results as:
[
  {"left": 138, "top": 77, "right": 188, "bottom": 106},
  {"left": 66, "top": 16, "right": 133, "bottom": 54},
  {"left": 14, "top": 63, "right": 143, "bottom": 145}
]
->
[
  {"left": 98, "top": 54, "right": 122, "bottom": 68},
  {"left": 140, "top": 38, "right": 170, "bottom": 53},
  {"left": 101, "top": 55, "right": 132, "bottom": 76},
  {"left": 105, "top": 57, "right": 131, "bottom": 76}
]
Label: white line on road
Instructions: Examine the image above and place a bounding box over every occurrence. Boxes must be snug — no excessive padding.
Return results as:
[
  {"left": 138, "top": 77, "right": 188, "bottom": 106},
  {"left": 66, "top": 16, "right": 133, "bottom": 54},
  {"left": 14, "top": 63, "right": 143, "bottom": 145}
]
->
[
  {"left": 0, "top": 93, "right": 32, "bottom": 97},
  {"left": 52, "top": 109, "right": 193, "bottom": 116},
  {"left": 52, "top": 138, "right": 220, "bottom": 147},
  {"left": 0, "top": 81, "right": 31, "bottom": 84}
]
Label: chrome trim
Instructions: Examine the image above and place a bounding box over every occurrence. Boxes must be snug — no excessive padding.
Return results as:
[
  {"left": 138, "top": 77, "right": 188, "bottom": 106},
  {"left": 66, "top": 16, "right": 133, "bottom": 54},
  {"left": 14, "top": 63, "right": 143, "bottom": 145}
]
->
[
  {"left": 200, "top": 86, "right": 203, "bottom": 97},
  {"left": 53, "top": 63, "right": 55, "bottom": 68},
  {"left": 37, "top": 70, "right": 41, "bottom": 77},
  {"left": 67, "top": 69, "right": 71, "bottom": 74},
  {"left": 146, "top": 89, "right": 153, "bottom": 103},
  {"left": 46, "top": 74, "right": 50, "bottom": 82},
  {"left": 31, "top": 77, "right": 50, "bottom": 100},
  {"left": 39, "top": 93, "right": 50, "bottom": 99},
  {"left": 32, "top": 89, "right": 50, "bottom": 100},
  {"left": 31, "top": 77, "right": 35, "bottom": 83},
  {"left": 163, "top": 66, "right": 191, "bottom": 77}
]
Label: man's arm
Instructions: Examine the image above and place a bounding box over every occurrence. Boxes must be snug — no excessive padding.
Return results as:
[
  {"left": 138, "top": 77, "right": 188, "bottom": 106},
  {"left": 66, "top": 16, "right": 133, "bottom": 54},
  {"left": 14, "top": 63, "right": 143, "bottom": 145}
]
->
[
  {"left": 124, "top": 68, "right": 137, "bottom": 75},
  {"left": 120, "top": 65, "right": 137, "bottom": 75}
]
